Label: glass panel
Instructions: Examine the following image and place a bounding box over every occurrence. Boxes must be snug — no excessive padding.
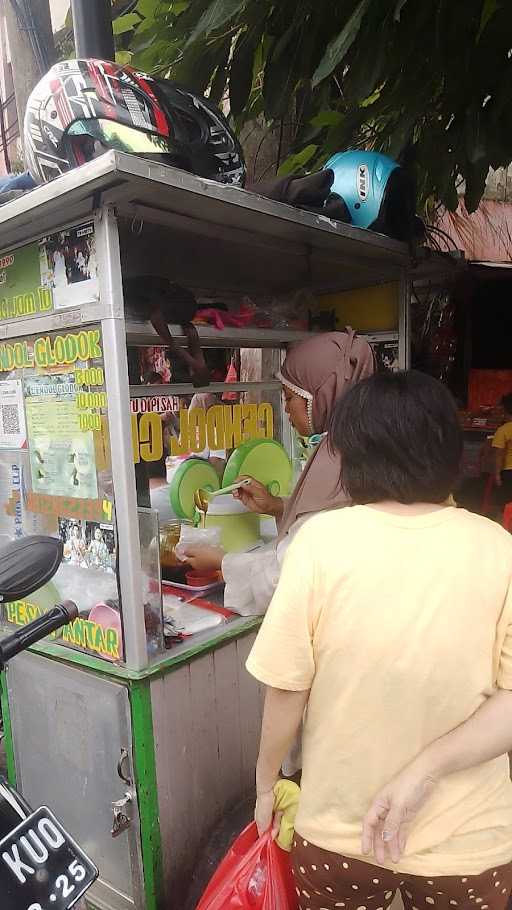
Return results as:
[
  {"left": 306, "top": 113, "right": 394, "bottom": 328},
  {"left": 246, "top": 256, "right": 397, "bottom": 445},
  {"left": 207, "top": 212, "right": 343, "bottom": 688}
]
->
[
  {"left": 129, "top": 340, "right": 290, "bottom": 657},
  {"left": 127, "top": 344, "right": 282, "bottom": 386},
  {"left": 138, "top": 506, "right": 164, "bottom": 657},
  {"left": 132, "top": 385, "right": 284, "bottom": 517},
  {"left": 128, "top": 344, "right": 234, "bottom": 385},
  {"left": 0, "top": 324, "right": 122, "bottom": 664}
]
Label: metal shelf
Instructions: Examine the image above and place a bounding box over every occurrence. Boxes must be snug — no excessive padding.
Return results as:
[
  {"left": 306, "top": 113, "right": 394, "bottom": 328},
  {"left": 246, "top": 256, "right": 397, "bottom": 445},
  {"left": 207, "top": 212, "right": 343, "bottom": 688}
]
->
[
  {"left": 125, "top": 322, "right": 399, "bottom": 349},
  {"left": 0, "top": 151, "right": 459, "bottom": 296},
  {"left": 125, "top": 321, "right": 310, "bottom": 348}
]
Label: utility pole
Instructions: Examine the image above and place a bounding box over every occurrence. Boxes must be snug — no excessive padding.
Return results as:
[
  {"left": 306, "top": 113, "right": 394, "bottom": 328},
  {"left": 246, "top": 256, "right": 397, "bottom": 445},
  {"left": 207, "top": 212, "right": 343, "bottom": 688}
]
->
[
  {"left": 3, "top": 0, "right": 55, "bottom": 152},
  {"left": 70, "top": 0, "right": 114, "bottom": 60}
]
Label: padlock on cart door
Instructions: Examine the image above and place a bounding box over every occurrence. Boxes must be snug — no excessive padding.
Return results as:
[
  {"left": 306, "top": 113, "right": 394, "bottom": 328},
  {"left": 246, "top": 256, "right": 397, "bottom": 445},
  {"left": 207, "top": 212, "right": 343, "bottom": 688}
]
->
[
  {"left": 111, "top": 747, "right": 134, "bottom": 837},
  {"left": 111, "top": 792, "right": 133, "bottom": 838}
]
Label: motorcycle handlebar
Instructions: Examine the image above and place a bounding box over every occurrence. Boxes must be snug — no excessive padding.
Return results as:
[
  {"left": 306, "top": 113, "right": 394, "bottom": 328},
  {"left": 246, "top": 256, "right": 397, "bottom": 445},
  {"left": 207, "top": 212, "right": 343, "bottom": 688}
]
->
[{"left": 0, "top": 601, "right": 78, "bottom": 669}]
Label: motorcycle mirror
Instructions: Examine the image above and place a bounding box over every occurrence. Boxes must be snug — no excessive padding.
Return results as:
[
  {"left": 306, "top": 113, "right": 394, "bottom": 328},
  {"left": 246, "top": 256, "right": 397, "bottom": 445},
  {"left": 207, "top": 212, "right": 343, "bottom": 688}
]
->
[{"left": 0, "top": 536, "right": 63, "bottom": 603}]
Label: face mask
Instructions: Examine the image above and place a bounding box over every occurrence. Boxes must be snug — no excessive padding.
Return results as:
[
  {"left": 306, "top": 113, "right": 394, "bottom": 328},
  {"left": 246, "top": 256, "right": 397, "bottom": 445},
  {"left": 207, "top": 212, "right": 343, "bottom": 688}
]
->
[{"left": 295, "top": 433, "right": 325, "bottom": 456}]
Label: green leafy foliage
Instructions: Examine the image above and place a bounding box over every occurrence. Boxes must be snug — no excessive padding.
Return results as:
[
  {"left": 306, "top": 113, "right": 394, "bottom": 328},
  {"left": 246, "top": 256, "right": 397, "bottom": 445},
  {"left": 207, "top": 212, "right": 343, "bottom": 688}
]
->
[
  {"left": 115, "top": 0, "right": 512, "bottom": 211},
  {"left": 312, "top": 0, "right": 372, "bottom": 87},
  {"left": 113, "top": 13, "right": 141, "bottom": 36},
  {"left": 277, "top": 144, "right": 318, "bottom": 176},
  {"left": 186, "top": 0, "right": 247, "bottom": 46},
  {"left": 310, "top": 111, "right": 344, "bottom": 128}
]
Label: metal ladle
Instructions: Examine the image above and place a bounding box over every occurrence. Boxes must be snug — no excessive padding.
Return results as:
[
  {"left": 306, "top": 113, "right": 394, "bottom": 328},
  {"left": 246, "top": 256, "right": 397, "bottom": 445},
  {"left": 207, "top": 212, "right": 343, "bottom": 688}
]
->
[{"left": 193, "top": 479, "right": 251, "bottom": 528}]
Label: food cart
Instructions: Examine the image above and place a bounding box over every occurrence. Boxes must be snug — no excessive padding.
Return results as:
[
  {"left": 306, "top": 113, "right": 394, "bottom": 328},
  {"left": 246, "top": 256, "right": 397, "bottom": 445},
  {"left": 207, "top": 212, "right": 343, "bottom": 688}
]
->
[{"left": 0, "top": 151, "right": 447, "bottom": 910}]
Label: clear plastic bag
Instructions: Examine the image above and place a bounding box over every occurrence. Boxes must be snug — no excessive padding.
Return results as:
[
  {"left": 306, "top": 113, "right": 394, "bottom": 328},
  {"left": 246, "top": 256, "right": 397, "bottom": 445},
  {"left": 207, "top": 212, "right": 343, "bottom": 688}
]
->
[
  {"left": 256, "top": 288, "right": 314, "bottom": 331},
  {"left": 175, "top": 525, "right": 222, "bottom": 561},
  {"left": 196, "top": 822, "right": 298, "bottom": 910}
]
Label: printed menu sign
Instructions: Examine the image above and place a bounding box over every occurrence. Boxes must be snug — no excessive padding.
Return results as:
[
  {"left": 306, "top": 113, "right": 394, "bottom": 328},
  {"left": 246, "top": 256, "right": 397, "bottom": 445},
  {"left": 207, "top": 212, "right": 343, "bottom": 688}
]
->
[{"left": 24, "top": 374, "right": 98, "bottom": 500}]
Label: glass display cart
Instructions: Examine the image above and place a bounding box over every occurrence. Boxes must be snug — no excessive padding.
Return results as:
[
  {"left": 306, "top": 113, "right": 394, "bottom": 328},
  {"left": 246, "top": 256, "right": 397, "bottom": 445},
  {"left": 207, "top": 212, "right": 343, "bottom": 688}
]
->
[{"left": 0, "top": 151, "right": 453, "bottom": 909}]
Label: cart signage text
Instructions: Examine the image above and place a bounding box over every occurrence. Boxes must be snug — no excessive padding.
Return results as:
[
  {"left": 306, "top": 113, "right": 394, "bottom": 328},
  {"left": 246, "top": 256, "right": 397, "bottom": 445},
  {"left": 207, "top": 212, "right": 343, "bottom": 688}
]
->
[
  {"left": 132, "top": 402, "right": 274, "bottom": 463},
  {"left": 0, "top": 330, "right": 102, "bottom": 372},
  {"left": 4, "top": 599, "right": 120, "bottom": 660}
]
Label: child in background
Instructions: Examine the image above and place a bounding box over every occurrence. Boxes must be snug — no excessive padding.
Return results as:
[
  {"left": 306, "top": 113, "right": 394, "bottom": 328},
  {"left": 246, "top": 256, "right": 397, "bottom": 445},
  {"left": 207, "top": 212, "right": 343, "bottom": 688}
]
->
[{"left": 492, "top": 393, "right": 512, "bottom": 510}]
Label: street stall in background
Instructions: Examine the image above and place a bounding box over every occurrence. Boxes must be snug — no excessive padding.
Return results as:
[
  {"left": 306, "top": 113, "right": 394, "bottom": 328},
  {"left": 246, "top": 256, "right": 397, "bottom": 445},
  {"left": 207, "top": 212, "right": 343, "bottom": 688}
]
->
[
  {"left": 0, "top": 151, "right": 452, "bottom": 910},
  {"left": 411, "top": 256, "right": 512, "bottom": 516}
]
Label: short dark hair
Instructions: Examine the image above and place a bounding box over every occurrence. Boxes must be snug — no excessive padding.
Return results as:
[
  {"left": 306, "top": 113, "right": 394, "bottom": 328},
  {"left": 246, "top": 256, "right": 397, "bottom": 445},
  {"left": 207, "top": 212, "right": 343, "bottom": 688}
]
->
[
  {"left": 502, "top": 394, "right": 512, "bottom": 415},
  {"left": 329, "top": 370, "right": 462, "bottom": 505}
]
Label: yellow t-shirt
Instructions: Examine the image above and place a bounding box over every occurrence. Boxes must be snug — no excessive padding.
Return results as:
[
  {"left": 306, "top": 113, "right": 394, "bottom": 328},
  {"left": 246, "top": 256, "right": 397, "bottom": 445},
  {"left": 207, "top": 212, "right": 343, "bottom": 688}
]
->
[
  {"left": 492, "top": 421, "right": 512, "bottom": 470},
  {"left": 247, "top": 505, "right": 512, "bottom": 877}
]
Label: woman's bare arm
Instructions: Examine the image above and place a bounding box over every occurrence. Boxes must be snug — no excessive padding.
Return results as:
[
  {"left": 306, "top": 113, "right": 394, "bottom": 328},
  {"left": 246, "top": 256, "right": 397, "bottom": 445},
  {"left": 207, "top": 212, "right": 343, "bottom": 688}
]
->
[
  {"left": 362, "top": 689, "right": 512, "bottom": 864},
  {"left": 254, "top": 686, "right": 309, "bottom": 834},
  {"left": 422, "top": 688, "right": 512, "bottom": 777}
]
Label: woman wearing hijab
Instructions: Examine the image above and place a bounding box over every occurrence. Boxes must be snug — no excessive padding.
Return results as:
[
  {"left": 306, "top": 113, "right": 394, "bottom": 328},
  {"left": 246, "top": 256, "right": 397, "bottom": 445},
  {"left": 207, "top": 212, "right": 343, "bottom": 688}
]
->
[{"left": 184, "top": 330, "right": 375, "bottom": 615}]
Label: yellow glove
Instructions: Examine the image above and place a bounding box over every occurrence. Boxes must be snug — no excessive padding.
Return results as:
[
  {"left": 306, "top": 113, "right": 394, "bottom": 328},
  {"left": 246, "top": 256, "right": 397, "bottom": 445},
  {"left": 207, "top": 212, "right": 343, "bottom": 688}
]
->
[{"left": 273, "top": 779, "right": 301, "bottom": 852}]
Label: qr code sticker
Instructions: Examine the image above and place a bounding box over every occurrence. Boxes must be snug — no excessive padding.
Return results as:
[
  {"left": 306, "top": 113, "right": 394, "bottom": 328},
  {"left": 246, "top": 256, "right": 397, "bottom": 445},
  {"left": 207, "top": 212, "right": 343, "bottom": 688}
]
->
[{"left": 1, "top": 404, "right": 20, "bottom": 434}]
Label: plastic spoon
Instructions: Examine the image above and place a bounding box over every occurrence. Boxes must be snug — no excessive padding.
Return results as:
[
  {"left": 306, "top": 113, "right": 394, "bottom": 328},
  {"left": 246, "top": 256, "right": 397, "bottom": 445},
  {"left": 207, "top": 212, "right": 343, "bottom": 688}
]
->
[{"left": 193, "top": 478, "right": 251, "bottom": 516}]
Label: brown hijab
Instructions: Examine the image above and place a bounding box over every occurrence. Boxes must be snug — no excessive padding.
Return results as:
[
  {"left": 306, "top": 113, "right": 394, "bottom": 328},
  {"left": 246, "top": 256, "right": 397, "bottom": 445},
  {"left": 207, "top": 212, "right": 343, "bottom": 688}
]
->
[{"left": 277, "top": 329, "right": 375, "bottom": 538}]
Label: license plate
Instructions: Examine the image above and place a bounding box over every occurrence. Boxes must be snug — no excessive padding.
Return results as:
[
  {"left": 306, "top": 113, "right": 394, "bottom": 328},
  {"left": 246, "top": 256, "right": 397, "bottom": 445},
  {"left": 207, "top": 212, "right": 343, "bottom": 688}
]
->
[{"left": 0, "top": 807, "right": 98, "bottom": 910}]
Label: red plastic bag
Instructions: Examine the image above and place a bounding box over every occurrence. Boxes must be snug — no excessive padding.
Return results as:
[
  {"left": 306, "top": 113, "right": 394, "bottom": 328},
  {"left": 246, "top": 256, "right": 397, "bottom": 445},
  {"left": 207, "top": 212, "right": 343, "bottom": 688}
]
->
[
  {"left": 222, "top": 358, "right": 238, "bottom": 402},
  {"left": 196, "top": 822, "right": 298, "bottom": 910}
]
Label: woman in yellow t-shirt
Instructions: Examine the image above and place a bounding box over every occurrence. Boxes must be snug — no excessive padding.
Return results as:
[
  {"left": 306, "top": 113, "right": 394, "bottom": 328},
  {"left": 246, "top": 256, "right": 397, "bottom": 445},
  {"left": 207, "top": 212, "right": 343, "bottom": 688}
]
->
[
  {"left": 248, "top": 371, "right": 512, "bottom": 910},
  {"left": 493, "top": 394, "right": 512, "bottom": 511}
]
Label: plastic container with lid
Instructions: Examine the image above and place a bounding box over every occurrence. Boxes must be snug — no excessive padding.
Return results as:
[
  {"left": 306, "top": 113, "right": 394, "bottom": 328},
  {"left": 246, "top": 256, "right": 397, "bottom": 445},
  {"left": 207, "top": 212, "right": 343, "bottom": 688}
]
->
[{"left": 204, "top": 497, "right": 260, "bottom": 553}]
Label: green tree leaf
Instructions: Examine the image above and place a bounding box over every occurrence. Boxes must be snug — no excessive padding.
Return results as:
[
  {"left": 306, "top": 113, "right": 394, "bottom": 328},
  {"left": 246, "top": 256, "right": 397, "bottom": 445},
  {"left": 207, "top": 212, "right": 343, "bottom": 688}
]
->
[
  {"left": 343, "top": 12, "right": 387, "bottom": 105},
  {"left": 230, "top": 28, "right": 261, "bottom": 116},
  {"left": 186, "top": 0, "right": 247, "bottom": 46},
  {"left": 116, "top": 50, "right": 133, "bottom": 65},
  {"left": 310, "top": 110, "right": 344, "bottom": 128},
  {"left": 263, "top": 25, "right": 301, "bottom": 118},
  {"left": 464, "top": 160, "right": 489, "bottom": 213},
  {"left": 312, "top": 0, "right": 372, "bottom": 87},
  {"left": 394, "top": 0, "right": 409, "bottom": 21},
  {"left": 171, "top": 40, "right": 220, "bottom": 93},
  {"left": 278, "top": 143, "right": 318, "bottom": 176},
  {"left": 209, "top": 40, "right": 231, "bottom": 104},
  {"left": 478, "top": 0, "right": 500, "bottom": 39},
  {"left": 113, "top": 13, "right": 141, "bottom": 35},
  {"left": 136, "top": 0, "right": 160, "bottom": 16}
]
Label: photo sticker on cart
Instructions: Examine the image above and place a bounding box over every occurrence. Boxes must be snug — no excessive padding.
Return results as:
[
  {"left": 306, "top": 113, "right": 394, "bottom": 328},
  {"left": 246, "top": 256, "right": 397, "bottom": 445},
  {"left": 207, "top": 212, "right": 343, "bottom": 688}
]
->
[
  {"left": 373, "top": 340, "right": 399, "bottom": 372},
  {"left": 39, "top": 221, "right": 99, "bottom": 311},
  {"left": 58, "top": 518, "right": 116, "bottom": 574},
  {"left": 0, "top": 806, "right": 98, "bottom": 910},
  {"left": 0, "top": 221, "right": 99, "bottom": 325}
]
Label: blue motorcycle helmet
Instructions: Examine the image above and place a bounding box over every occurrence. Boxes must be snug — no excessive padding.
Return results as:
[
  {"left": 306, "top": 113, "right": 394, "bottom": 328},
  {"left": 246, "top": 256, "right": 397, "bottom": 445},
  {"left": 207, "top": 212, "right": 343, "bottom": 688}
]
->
[{"left": 324, "top": 149, "right": 421, "bottom": 243}]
